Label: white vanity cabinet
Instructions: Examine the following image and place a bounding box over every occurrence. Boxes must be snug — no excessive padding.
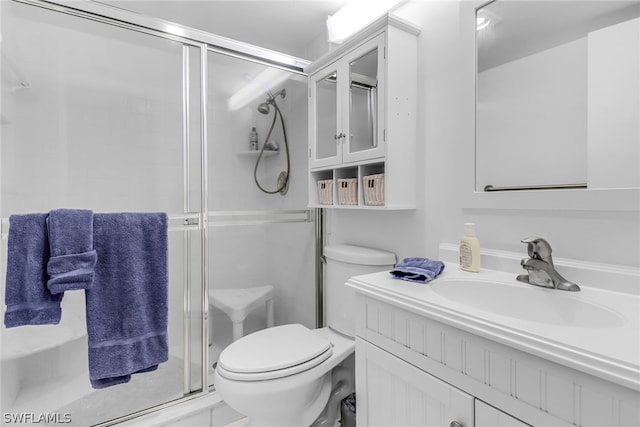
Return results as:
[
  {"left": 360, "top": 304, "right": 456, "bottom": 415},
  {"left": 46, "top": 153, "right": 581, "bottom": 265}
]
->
[
  {"left": 349, "top": 272, "right": 640, "bottom": 427},
  {"left": 306, "top": 14, "right": 419, "bottom": 209}
]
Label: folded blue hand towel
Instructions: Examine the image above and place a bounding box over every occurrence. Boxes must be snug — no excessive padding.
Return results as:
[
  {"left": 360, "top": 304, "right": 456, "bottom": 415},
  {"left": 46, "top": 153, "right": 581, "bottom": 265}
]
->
[
  {"left": 390, "top": 257, "right": 445, "bottom": 283},
  {"left": 86, "top": 213, "right": 168, "bottom": 389},
  {"left": 4, "top": 214, "right": 63, "bottom": 327},
  {"left": 46, "top": 209, "right": 97, "bottom": 295}
]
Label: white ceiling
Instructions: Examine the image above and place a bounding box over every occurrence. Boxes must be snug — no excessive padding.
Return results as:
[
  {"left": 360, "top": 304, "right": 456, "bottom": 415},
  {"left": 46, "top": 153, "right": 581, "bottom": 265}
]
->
[{"left": 99, "top": 0, "right": 350, "bottom": 59}]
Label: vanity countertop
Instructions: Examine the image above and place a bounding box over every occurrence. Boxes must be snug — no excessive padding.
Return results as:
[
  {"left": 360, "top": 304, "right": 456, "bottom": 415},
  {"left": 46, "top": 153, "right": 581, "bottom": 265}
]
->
[{"left": 347, "top": 262, "right": 640, "bottom": 392}]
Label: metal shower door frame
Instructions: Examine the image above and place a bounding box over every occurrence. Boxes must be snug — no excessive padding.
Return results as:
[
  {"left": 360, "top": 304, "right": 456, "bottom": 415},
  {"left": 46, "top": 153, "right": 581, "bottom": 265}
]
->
[{"left": 7, "top": 0, "right": 319, "bottom": 425}]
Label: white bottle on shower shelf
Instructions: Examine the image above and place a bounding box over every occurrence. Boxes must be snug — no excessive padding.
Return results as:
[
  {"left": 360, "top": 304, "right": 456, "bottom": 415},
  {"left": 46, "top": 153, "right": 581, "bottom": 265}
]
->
[
  {"left": 250, "top": 127, "right": 258, "bottom": 151},
  {"left": 460, "top": 222, "right": 480, "bottom": 272}
]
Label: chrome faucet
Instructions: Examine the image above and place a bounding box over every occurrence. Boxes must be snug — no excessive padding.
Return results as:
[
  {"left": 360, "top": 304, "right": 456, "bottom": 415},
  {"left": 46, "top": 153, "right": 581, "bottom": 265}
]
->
[{"left": 516, "top": 237, "right": 580, "bottom": 292}]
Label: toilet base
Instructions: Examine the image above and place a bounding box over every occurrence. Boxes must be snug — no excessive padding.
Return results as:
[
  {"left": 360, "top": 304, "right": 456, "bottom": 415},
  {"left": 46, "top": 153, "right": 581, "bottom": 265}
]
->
[
  {"left": 224, "top": 372, "right": 332, "bottom": 427},
  {"left": 310, "top": 366, "right": 354, "bottom": 427}
]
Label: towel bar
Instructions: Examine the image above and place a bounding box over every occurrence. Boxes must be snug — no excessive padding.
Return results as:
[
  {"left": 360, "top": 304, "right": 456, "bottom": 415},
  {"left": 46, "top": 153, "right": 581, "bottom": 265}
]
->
[
  {"left": 0, "top": 214, "right": 200, "bottom": 239},
  {"left": 483, "top": 183, "right": 587, "bottom": 192}
]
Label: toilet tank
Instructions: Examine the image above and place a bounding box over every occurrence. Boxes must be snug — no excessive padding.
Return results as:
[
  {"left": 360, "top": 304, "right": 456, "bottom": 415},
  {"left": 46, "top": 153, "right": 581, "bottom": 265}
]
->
[{"left": 324, "top": 244, "right": 396, "bottom": 338}]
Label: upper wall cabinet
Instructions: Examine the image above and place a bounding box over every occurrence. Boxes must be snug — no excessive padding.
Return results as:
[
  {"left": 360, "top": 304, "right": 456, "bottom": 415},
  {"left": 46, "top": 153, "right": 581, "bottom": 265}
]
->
[
  {"left": 306, "top": 14, "right": 420, "bottom": 209},
  {"left": 310, "top": 34, "right": 385, "bottom": 168}
]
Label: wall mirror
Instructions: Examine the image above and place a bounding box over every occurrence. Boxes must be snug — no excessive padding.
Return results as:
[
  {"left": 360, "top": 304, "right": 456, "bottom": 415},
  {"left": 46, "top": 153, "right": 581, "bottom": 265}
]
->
[{"left": 475, "top": 0, "right": 640, "bottom": 194}]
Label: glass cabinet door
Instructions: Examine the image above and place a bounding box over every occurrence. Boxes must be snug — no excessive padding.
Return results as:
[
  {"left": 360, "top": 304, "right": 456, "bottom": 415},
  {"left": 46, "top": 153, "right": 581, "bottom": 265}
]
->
[
  {"left": 343, "top": 34, "right": 385, "bottom": 163},
  {"left": 310, "top": 67, "right": 341, "bottom": 168},
  {"left": 308, "top": 34, "right": 385, "bottom": 168}
]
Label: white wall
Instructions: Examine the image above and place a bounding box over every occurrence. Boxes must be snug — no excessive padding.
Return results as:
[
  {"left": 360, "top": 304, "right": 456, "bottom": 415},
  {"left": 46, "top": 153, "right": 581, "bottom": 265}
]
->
[{"left": 326, "top": 0, "right": 640, "bottom": 269}]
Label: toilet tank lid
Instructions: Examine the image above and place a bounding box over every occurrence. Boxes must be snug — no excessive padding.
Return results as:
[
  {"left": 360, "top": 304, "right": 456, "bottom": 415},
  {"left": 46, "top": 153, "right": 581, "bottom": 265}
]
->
[{"left": 324, "top": 244, "right": 396, "bottom": 266}]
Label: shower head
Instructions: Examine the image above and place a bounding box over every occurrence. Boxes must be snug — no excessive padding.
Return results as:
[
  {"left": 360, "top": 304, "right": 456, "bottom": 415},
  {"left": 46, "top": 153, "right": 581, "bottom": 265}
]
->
[
  {"left": 257, "top": 88, "right": 286, "bottom": 115},
  {"left": 257, "top": 102, "right": 271, "bottom": 115}
]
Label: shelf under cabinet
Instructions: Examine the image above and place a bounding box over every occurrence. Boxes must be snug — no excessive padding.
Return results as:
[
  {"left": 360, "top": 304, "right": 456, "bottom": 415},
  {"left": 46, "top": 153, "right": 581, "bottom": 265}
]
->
[{"left": 309, "top": 161, "right": 413, "bottom": 210}]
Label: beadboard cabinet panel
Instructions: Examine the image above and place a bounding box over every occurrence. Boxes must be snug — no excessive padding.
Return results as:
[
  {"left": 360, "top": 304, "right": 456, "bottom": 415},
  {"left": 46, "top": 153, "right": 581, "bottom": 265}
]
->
[{"left": 356, "top": 338, "right": 473, "bottom": 427}]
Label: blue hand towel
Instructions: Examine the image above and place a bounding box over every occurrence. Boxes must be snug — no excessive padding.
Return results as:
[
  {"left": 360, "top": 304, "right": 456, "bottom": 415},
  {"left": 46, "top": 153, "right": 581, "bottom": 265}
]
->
[
  {"left": 46, "top": 209, "right": 97, "bottom": 295},
  {"left": 390, "top": 257, "right": 445, "bottom": 283},
  {"left": 86, "top": 213, "right": 168, "bottom": 389},
  {"left": 4, "top": 214, "right": 63, "bottom": 327}
]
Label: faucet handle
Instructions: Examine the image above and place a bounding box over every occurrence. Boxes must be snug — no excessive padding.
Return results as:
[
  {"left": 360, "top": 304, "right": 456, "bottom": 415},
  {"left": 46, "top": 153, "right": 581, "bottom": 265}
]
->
[{"left": 520, "top": 237, "right": 553, "bottom": 261}]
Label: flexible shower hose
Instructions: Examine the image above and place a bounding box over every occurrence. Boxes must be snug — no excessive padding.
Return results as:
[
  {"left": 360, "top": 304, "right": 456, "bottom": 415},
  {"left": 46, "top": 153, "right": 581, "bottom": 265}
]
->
[{"left": 253, "top": 99, "right": 290, "bottom": 195}]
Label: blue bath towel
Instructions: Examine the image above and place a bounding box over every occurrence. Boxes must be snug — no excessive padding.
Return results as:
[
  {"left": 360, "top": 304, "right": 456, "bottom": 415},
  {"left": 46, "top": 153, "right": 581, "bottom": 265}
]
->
[
  {"left": 4, "top": 214, "right": 63, "bottom": 327},
  {"left": 46, "top": 209, "right": 97, "bottom": 295},
  {"left": 86, "top": 213, "right": 169, "bottom": 389},
  {"left": 390, "top": 257, "right": 445, "bottom": 283}
]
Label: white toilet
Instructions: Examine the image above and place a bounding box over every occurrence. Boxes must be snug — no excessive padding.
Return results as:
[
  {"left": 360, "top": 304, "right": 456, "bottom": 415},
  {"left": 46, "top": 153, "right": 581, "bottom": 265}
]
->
[{"left": 214, "top": 244, "right": 396, "bottom": 427}]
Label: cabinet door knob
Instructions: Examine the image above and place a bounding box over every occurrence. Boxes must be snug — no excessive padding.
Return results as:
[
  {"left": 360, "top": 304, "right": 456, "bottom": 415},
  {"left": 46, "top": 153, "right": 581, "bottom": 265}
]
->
[{"left": 450, "top": 422, "right": 463, "bottom": 427}]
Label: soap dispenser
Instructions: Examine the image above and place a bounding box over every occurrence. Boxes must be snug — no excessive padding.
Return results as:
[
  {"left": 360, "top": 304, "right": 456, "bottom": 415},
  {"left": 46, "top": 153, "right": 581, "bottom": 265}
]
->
[
  {"left": 460, "top": 223, "right": 480, "bottom": 272},
  {"left": 250, "top": 127, "right": 258, "bottom": 151}
]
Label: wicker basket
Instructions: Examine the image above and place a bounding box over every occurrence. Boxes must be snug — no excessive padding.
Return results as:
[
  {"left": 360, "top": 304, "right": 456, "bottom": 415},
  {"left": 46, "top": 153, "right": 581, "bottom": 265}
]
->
[
  {"left": 363, "top": 173, "right": 385, "bottom": 206},
  {"left": 337, "top": 178, "right": 358, "bottom": 205},
  {"left": 317, "top": 179, "right": 334, "bottom": 205}
]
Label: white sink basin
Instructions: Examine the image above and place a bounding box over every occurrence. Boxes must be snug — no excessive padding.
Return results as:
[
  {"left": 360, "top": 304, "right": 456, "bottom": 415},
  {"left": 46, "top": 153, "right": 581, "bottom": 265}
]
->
[{"left": 431, "top": 278, "right": 625, "bottom": 328}]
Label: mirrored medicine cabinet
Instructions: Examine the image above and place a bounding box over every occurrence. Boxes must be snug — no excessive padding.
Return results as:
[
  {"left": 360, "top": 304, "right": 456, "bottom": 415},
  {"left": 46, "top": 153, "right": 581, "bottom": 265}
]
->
[{"left": 472, "top": 0, "right": 640, "bottom": 211}]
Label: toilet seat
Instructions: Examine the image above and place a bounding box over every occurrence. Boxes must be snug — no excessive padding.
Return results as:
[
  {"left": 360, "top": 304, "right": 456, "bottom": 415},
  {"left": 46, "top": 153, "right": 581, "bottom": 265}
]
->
[{"left": 217, "top": 324, "right": 333, "bottom": 381}]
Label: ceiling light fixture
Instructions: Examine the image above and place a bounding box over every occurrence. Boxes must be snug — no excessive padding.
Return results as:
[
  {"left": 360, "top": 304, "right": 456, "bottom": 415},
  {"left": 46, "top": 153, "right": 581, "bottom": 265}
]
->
[
  {"left": 476, "top": 13, "right": 490, "bottom": 30},
  {"left": 327, "top": 0, "right": 406, "bottom": 44},
  {"left": 476, "top": 9, "right": 501, "bottom": 31}
]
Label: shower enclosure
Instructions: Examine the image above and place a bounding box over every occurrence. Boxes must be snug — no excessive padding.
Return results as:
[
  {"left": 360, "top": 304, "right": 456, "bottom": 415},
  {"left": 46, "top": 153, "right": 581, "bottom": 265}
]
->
[{"left": 0, "top": 1, "right": 316, "bottom": 425}]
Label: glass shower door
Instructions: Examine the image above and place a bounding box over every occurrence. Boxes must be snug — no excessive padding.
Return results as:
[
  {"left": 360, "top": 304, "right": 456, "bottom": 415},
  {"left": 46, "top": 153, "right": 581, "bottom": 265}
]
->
[
  {"left": 206, "top": 50, "right": 315, "bottom": 388},
  {"left": 1, "top": 2, "right": 205, "bottom": 425}
]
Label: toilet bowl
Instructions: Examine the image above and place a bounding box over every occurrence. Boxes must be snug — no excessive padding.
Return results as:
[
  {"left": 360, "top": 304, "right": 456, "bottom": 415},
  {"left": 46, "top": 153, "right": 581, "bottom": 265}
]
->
[
  {"left": 214, "top": 325, "right": 354, "bottom": 427},
  {"left": 214, "top": 245, "right": 396, "bottom": 427}
]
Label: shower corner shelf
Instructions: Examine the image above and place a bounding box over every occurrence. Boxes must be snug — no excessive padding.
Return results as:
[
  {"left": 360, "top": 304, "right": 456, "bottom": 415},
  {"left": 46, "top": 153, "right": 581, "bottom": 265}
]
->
[{"left": 237, "top": 150, "right": 279, "bottom": 157}]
